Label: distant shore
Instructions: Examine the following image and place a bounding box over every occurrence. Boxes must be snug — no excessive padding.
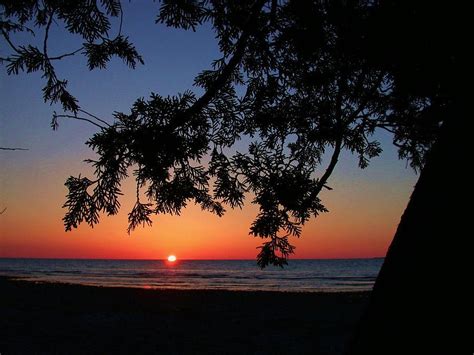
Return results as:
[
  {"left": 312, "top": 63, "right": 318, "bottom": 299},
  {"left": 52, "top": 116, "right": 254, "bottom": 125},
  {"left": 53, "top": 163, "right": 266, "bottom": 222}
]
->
[{"left": 1, "top": 276, "right": 370, "bottom": 354}]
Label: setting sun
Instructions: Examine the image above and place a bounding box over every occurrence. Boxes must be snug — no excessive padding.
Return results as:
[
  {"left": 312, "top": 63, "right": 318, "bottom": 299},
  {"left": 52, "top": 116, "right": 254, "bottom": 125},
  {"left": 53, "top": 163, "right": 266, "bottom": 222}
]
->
[{"left": 167, "top": 255, "right": 177, "bottom": 262}]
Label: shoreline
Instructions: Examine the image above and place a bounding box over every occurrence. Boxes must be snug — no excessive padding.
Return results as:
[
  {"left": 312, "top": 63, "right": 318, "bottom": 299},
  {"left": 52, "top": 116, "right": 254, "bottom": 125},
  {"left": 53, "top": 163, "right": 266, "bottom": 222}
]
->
[
  {"left": 1, "top": 276, "right": 370, "bottom": 354},
  {"left": 1, "top": 275, "right": 372, "bottom": 293}
]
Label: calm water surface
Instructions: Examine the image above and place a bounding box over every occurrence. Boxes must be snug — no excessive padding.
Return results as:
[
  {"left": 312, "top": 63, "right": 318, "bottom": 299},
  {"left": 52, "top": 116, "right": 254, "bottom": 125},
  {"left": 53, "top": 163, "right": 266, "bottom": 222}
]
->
[{"left": 0, "top": 258, "right": 383, "bottom": 292}]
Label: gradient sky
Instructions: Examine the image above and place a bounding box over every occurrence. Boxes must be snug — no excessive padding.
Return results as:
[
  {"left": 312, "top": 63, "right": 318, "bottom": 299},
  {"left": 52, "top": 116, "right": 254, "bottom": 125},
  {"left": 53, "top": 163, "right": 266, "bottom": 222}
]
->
[{"left": 0, "top": 2, "right": 417, "bottom": 260}]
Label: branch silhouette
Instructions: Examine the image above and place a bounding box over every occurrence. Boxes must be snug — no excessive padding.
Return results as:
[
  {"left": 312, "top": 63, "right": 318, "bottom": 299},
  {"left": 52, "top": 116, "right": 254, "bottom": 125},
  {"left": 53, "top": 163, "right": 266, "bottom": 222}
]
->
[{"left": 0, "top": 147, "right": 29, "bottom": 151}]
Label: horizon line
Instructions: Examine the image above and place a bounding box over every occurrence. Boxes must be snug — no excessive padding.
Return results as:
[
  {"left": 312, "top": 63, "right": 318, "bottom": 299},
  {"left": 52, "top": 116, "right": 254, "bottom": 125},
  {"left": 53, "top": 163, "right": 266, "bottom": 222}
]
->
[{"left": 0, "top": 256, "right": 385, "bottom": 261}]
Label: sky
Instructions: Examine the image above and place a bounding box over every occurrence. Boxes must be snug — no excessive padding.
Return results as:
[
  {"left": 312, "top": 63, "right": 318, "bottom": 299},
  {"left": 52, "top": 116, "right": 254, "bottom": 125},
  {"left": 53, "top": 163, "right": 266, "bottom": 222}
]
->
[{"left": 0, "top": 2, "right": 417, "bottom": 260}]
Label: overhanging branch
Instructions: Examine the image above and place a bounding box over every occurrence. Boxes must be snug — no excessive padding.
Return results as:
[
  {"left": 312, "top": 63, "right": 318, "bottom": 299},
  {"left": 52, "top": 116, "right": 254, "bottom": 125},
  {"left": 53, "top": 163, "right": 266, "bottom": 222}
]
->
[
  {"left": 307, "top": 72, "right": 347, "bottom": 202},
  {"left": 310, "top": 135, "right": 343, "bottom": 199},
  {"left": 172, "top": 0, "right": 267, "bottom": 128}
]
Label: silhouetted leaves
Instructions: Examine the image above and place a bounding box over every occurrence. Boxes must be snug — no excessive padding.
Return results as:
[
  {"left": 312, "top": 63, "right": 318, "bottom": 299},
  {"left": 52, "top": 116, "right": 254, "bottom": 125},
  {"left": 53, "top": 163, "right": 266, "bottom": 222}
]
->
[
  {"left": 84, "top": 36, "right": 143, "bottom": 70},
  {"left": 1, "top": 0, "right": 141, "bottom": 115},
  {"left": 100, "top": 0, "right": 122, "bottom": 17},
  {"left": 2, "top": 0, "right": 447, "bottom": 267},
  {"left": 157, "top": 0, "right": 210, "bottom": 31},
  {"left": 210, "top": 151, "right": 246, "bottom": 209},
  {"left": 58, "top": 2, "right": 111, "bottom": 42},
  {"left": 63, "top": 176, "right": 98, "bottom": 231},
  {"left": 6, "top": 45, "right": 44, "bottom": 75},
  {"left": 257, "top": 237, "right": 295, "bottom": 268},
  {"left": 127, "top": 202, "right": 153, "bottom": 234},
  {"left": 42, "top": 76, "right": 79, "bottom": 113}
]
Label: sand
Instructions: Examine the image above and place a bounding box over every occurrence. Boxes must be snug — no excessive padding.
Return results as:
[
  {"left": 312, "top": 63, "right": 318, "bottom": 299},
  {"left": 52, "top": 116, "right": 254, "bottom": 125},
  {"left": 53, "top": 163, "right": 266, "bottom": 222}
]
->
[{"left": 0, "top": 276, "right": 369, "bottom": 354}]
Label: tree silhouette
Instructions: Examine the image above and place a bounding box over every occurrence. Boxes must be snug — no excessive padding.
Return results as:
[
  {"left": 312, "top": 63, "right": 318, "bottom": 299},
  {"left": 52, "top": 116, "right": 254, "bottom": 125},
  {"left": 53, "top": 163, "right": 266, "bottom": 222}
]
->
[
  {"left": 1, "top": 0, "right": 142, "bottom": 116},
  {"left": 346, "top": 2, "right": 465, "bottom": 354},
  {"left": 1, "top": 1, "right": 441, "bottom": 268}
]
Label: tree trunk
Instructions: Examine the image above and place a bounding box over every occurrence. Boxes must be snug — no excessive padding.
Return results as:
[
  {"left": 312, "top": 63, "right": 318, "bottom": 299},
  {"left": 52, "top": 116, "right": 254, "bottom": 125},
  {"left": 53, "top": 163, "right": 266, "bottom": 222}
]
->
[{"left": 348, "top": 107, "right": 468, "bottom": 354}]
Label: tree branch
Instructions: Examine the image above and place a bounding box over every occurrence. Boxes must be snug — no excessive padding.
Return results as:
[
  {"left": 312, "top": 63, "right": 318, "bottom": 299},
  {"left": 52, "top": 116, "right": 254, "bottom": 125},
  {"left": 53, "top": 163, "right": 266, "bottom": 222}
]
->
[
  {"left": 43, "top": 10, "right": 55, "bottom": 59},
  {"left": 347, "top": 72, "right": 385, "bottom": 123},
  {"left": 174, "top": 0, "right": 267, "bottom": 127},
  {"left": 0, "top": 147, "right": 29, "bottom": 151},
  {"left": 1, "top": 28, "right": 20, "bottom": 54},
  {"left": 78, "top": 109, "right": 111, "bottom": 127},
  {"left": 48, "top": 47, "right": 83, "bottom": 61},
  {"left": 118, "top": 3, "right": 124, "bottom": 37},
  {"left": 54, "top": 114, "right": 106, "bottom": 129},
  {"left": 379, "top": 125, "right": 396, "bottom": 134},
  {"left": 307, "top": 72, "right": 347, "bottom": 201},
  {"left": 311, "top": 133, "right": 343, "bottom": 198}
]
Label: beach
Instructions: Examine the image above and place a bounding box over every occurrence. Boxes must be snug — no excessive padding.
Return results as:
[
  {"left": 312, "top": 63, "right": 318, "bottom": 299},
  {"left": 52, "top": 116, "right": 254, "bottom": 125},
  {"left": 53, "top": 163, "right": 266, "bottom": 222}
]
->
[{"left": 1, "top": 276, "right": 369, "bottom": 354}]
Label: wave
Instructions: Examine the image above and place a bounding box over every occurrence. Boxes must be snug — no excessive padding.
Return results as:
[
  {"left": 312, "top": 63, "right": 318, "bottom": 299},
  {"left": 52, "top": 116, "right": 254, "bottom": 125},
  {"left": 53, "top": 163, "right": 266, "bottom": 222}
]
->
[{"left": 0, "top": 258, "right": 383, "bottom": 292}]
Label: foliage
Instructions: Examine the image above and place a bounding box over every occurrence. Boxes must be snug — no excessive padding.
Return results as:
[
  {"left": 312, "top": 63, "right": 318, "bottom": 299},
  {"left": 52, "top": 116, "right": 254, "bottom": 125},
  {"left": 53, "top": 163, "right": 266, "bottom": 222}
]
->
[
  {"left": 1, "top": 1, "right": 445, "bottom": 267},
  {"left": 0, "top": 0, "right": 143, "bottom": 114}
]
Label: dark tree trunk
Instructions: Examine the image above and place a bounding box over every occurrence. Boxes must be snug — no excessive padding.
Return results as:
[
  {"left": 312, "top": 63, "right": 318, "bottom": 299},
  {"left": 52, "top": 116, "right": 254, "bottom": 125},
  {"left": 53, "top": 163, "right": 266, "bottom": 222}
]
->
[{"left": 348, "top": 107, "right": 468, "bottom": 354}]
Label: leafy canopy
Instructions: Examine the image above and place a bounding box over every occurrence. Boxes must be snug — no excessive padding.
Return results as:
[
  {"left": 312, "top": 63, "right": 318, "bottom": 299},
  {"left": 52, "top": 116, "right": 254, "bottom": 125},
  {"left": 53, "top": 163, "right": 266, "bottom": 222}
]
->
[{"left": 1, "top": 0, "right": 442, "bottom": 267}]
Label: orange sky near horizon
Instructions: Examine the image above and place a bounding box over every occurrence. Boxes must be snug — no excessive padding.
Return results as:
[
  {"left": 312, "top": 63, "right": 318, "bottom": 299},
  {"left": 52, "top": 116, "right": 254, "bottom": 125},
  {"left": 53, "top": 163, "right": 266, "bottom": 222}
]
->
[{"left": 0, "top": 148, "right": 414, "bottom": 260}]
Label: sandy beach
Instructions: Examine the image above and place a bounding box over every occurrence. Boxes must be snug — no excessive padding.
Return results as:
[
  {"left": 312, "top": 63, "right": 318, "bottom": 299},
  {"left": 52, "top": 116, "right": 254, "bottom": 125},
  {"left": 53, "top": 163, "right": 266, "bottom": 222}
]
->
[{"left": 1, "top": 276, "right": 369, "bottom": 354}]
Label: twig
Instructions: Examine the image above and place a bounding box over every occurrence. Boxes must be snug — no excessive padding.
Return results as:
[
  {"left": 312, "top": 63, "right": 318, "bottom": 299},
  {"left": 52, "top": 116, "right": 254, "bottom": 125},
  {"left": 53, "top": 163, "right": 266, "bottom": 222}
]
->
[
  {"left": 379, "top": 125, "right": 396, "bottom": 134},
  {"left": 118, "top": 3, "right": 124, "bottom": 37},
  {"left": 0, "top": 147, "right": 29, "bottom": 151},
  {"left": 43, "top": 10, "right": 55, "bottom": 58},
  {"left": 347, "top": 72, "right": 385, "bottom": 123},
  {"left": 78, "top": 109, "right": 111, "bottom": 127},
  {"left": 54, "top": 114, "right": 106, "bottom": 129},
  {"left": 49, "top": 47, "right": 83, "bottom": 61},
  {"left": 1, "top": 29, "right": 20, "bottom": 54}
]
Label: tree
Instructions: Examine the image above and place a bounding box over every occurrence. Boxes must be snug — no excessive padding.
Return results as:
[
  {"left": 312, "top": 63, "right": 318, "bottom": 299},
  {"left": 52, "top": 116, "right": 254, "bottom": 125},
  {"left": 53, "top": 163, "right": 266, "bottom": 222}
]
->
[
  {"left": 346, "top": 2, "right": 466, "bottom": 353},
  {"left": 2, "top": 0, "right": 465, "bottom": 353},
  {"left": 1, "top": 1, "right": 440, "bottom": 268}
]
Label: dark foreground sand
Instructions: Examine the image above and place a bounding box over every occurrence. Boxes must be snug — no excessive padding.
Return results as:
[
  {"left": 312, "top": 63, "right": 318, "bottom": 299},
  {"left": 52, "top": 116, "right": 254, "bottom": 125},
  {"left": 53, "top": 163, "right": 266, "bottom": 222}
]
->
[{"left": 0, "top": 276, "right": 369, "bottom": 354}]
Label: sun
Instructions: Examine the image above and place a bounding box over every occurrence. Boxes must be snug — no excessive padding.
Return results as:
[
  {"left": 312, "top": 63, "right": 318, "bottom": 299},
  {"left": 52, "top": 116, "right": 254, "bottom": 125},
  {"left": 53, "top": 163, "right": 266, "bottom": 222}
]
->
[{"left": 167, "top": 255, "right": 177, "bottom": 262}]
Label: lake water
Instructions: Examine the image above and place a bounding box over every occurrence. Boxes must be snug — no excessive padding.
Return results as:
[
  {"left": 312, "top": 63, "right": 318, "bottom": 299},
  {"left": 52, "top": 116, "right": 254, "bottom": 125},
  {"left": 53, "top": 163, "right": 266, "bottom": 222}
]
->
[{"left": 0, "top": 258, "right": 383, "bottom": 292}]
